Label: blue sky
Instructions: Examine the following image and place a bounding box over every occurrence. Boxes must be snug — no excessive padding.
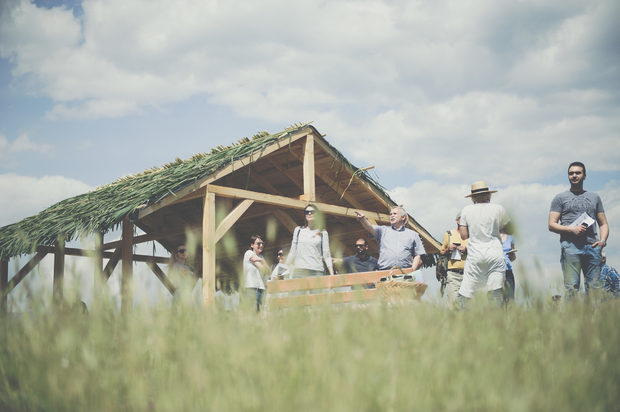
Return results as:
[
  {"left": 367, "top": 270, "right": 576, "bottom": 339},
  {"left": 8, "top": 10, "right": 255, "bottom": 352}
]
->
[{"left": 1, "top": 0, "right": 619, "bottom": 306}]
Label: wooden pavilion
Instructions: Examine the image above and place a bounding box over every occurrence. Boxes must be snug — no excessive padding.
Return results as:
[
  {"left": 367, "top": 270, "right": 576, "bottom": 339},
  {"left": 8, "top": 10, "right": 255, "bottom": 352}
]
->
[{"left": 0, "top": 123, "right": 440, "bottom": 311}]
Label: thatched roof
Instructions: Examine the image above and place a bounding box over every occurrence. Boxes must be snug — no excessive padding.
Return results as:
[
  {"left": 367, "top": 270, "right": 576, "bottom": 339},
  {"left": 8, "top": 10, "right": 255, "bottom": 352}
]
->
[{"left": 0, "top": 123, "right": 438, "bottom": 260}]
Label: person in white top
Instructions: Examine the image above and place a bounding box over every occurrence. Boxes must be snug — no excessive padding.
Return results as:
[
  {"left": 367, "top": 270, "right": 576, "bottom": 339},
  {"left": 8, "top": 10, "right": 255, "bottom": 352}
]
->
[
  {"left": 458, "top": 181, "right": 511, "bottom": 308},
  {"left": 286, "top": 204, "right": 335, "bottom": 277},
  {"left": 243, "top": 234, "right": 269, "bottom": 312}
]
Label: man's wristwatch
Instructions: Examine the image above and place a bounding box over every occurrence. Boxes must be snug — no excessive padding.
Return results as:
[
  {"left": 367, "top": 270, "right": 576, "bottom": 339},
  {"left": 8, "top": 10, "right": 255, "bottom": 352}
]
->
[{"left": 601, "top": 240, "right": 607, "bottom": 247}]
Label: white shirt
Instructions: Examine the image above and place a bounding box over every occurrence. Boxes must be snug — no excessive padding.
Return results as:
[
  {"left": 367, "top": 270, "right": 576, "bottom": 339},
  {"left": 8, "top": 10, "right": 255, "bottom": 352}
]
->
[
  {"left": 460, "top": 203, "right": 509, "bottom": 253},
  {"left": 243, "top": 250, "right": 266, "bottom": 289}
]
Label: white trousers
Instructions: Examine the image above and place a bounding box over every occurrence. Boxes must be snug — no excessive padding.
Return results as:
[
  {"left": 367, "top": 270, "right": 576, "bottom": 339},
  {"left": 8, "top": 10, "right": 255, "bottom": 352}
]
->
[{"left": 458, "top": 246, "right": 506, "bottom": 298}]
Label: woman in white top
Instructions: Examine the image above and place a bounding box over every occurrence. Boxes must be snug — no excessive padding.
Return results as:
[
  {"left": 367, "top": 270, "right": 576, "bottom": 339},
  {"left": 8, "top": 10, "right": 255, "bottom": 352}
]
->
[
  {"left": 243, "top": 234, "right": 268, "bottom": 311},
  {"left": 286, "top": 204, "right": 335, "bottom": 278}
]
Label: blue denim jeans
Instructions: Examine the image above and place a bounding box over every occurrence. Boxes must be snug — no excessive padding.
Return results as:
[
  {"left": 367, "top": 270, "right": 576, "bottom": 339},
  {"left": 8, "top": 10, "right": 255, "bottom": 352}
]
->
[{"left": 560, "top": 241, "right": 602, "bottom": 297}]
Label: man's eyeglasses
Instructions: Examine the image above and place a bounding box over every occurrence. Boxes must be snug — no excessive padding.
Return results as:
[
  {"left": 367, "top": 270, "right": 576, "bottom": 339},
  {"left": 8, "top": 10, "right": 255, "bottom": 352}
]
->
[
  {"left": 177, "top": 249, "right": 187, "bottom": 254},
  {"left": 568, "top": 171, "right": 582, "bottom": 175},
  {"left": 355, "top": 244, "right": 366, "bottom": 248},
  {"left": 304, "top": 210, "right": 315, "bottom": 215},
  {"left": 277, "top": 252, "right": 284, "bottom": 256},
  {"left": 256, "top": 241, "right": 264, "bottom": 246}
]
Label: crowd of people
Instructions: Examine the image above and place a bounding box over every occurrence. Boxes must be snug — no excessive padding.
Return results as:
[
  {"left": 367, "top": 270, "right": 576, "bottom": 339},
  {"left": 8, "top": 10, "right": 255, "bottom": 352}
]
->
[{"left": 170, "top": 161, "right": 617, "bottom": 312}]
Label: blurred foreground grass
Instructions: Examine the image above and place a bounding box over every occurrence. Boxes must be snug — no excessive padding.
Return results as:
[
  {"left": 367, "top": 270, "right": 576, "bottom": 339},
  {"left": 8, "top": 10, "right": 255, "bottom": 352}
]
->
[{"left": 1, "top": 296, "right": 619, "bottom": 411}]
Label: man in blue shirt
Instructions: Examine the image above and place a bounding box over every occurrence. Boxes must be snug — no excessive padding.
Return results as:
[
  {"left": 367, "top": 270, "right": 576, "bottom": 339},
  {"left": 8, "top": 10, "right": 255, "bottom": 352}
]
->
[{"left": 355, "top": 206, "right": 425, "bottom": 271}]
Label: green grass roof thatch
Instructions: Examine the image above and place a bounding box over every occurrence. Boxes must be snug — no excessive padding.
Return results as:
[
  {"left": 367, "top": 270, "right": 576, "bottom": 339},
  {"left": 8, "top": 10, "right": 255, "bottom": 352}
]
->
[{"left": 0, "top": 123, "right": 396, "bottom": 260}]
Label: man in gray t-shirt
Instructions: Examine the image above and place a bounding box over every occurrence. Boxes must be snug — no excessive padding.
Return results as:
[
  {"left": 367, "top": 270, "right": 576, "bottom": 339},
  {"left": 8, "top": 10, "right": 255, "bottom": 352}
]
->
[{"left": 548, "top": 161, "right": 609, "bottom": 297}]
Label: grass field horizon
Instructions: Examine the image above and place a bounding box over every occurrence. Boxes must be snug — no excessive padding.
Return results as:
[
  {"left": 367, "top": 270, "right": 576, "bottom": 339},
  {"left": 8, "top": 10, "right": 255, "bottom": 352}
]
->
[{"left": 2, "top": 287, "right": 619, "bottom": 411}]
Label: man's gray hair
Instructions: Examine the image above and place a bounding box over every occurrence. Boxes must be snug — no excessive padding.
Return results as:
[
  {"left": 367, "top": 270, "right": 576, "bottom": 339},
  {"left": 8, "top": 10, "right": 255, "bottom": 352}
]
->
[{"left": 391, "top": 205, "right": 407, "bottom": 217}]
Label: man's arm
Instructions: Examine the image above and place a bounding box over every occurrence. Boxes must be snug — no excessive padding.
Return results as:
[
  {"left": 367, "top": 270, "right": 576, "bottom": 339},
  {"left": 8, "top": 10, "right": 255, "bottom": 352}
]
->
[
  {"left": 458, "top": 225, "right": 469, "bottom": 240},
  {"left": 411, "top": 255, "right": 422, "bottom": 272},
  {"left": 548, "top": 211, "right": 586, "bottom": 236},
  {"left": 355, "top": 211, "right": 376, "bottom": 236},
  {"left": 592, "top": 212, "right": 609, "bottom": 248}
]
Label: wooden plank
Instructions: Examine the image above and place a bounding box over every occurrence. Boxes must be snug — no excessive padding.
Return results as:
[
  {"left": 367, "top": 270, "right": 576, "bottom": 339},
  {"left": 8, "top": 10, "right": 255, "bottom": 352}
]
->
[
  {"left": 121, "top": 218, "right": 133, "bottom": 312},
  {"left": 146, "top": 261, "right": 177, "bottom": 296},
  {"left": 215, "top": 199, "right": 254, "bottom": 243},
  {"left": 202, "top": 191, "right": 216, "bottom": 307},
  {"left": 269, "top": 289, "right": 379, "bottom": 308},
  {"left": 205, "top": 184, "right": 391, "bottom": 223},
  {"left": 36, "top": 246, "right": 168, "bottom": 264},
  {"left": 104, "top": 248, "right": 121, "bottom": 279},
  {"left": 6, "top": 251, "right": 48, "bottom": 294},
  {"left": 1, "top": 258, "right": 8, "bottom": 313},
  {"left": 267, "top": 268, "right": 414, "bottom": 293},
  {"left": 53, "top": 239, "right": 65, "bottom": 303},
  {"left": 266, "top": 157, "right": 304, "bottom": 191},
  {"left": 137, "top": 128, "right": 313, "bottom": 219},
  {"left": 288, "top": 149, "right": 378, "bottom": 225},
  {"left": 273, "top": 210, "right": 297, "bottom": 234},
  {"left": 93, "top": 232, "right": 104, "bottom": 291},
  {"left": 302, "top": 135, "right": 315, "bottom": 201}
]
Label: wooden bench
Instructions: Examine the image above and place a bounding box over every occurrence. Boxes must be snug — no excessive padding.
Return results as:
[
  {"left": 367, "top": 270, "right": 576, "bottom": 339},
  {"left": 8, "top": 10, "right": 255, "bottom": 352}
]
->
[{"left": 266, "top": 267, "right": 427, "bottom": 309}]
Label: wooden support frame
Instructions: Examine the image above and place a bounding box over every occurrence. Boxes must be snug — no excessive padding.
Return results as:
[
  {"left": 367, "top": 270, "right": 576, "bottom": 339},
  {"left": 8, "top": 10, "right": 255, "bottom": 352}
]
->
[
  {"left": 5, "top": 251, "right": 48, "bottom": 294},
  {"left": 301, "top": 134, "right": 316, "bottom": 201},
  {"left": 121, "top": 218, "right": 133, "bottom": 312},
  {"left": 206, "top": 184, "right": 391, "bottom": 223},
  {"left": 202, "top": 191, "right": 216, "bottom": 306},
  {"left": 93, "top": 232, "right": 104, "bottom": 292},
  {"left": 1, "top": 258, "right": 8, "bottom": 313},
  {"left": 53, "top": 238, "right": 65, "bottom": 303},
  {"left": 215, "top": 199, "right": 254, "bottom": 242},
  {"left": 146, "top": 261, "right": 177, "bottom": 296}
]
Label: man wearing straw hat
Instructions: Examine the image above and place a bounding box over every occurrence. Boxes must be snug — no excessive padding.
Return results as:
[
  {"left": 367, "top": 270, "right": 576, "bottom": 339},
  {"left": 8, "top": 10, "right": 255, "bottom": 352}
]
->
[{"left": 457, "top": 181, "right": 511, "bottom": 307}]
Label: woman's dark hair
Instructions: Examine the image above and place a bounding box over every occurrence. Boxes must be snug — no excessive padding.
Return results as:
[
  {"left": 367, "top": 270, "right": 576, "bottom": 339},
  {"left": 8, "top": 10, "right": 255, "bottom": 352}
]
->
[
  {"left": 249, "top": 234, "right": 263, "bottom": 249},
  {"left": 273, "top": 248, "right": 284, "bottom": 260}
]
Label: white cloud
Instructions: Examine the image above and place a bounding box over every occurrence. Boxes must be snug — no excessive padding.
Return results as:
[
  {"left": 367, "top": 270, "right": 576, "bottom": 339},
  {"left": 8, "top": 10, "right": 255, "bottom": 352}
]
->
[
  {"left": 0, "top": 173, "right": 92, "bottom": 226},
  {"left": 0, "top": 132, "right": 53, "bottom": 159}
]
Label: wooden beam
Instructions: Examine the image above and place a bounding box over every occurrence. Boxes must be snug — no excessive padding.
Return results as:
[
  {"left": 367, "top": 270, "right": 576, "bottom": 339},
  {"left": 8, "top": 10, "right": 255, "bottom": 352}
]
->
[
  {"left": 302, "top": 134, "right": 315, "bottom": 201},
  {"left": 313, "top": 137, "right": 388, "bottom": 207},
  {"left": 121, "top": 218, "right": 133, "bottom": 313},
  {"left": 6, "top": 251, "right": 48, "bottom": 294},
  {"left": 1, "top": 258, "right": 8, "bottom": 313},
  {"left": 36, "top": 246, "right": 167, "bottom": 264},
  {"left": 266, "top": 158, "right": 304, "bottom": 191},
  {"left": 205, "top": 184, "right": 391, "bottom": 223},
  {"left": 93, "top": 232, "right": 104, "bottom": 292},
  {"left": 53, "top": 238, "right": 65, "bottom": 303},
  {"left": 267, "top": 268, "right": 414, "bottom": 293},
  {"left": 215, "top": 199, "right": 254, "bottom": 243},
  {"left": 146, "top": 261, "right": 176, "bottom": 296},
  {"left": 202, "top": 191, "right": 216, "bottom": 307},
  {"left": 138, "top": 128, "right": 313, "bottom": 219},
  {"left": 273, "top": 210, "right": 297, "bottom": 234},
  {"left": 104, "top": 248, "right": 121, "bottom": 279},
  {"left": 288, "top": 148, "right": 378, "bottom": 225},
  {"left": 102, "top": 230, "right": 187, "bottom": 251}
]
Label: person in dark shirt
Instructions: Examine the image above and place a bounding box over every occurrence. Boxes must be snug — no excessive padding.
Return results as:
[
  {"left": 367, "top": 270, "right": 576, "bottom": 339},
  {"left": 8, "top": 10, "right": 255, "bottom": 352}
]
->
[{"left": 334, "top": 238, "right": 379, "bottom": 273}]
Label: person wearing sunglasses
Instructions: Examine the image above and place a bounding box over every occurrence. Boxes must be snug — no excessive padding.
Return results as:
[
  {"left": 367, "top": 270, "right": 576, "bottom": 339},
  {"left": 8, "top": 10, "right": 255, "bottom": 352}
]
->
[
  {"left": 270, "top": 248, "right": 289, "bottom": 280},
  {"left": 168, "top": 243, "right": 196, "bottom": 302},
  {"left": 334, "top": 238, "right": 378, "bottom": 274},
  {"left": 286, "top": 204, "right": 335, "bottom": 278},
  {"left": 243, "top": 234, "right": 269, "bottom": 312}
]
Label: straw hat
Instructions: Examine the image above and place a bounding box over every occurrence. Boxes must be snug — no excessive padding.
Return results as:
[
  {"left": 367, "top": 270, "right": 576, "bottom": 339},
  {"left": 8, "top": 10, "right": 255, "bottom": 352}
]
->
[{"left": 465, "top": 180, "right": 497, "bottom": 198}]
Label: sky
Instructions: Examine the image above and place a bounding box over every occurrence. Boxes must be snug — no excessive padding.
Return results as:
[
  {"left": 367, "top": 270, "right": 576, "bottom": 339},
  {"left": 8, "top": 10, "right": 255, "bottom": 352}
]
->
[{"left": 1, "top": 0, "right": 619, "bottom": 307}]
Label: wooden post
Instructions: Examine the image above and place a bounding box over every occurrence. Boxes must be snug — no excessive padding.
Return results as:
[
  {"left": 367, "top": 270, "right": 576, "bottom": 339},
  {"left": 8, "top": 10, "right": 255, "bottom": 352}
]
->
[
  {"left": 302, "top": 134, "right": 316, "bottom": 201},
  {"left": 121, "top": 217, "right": 134, "bottom": 313},
  {"left": 93, "top": 232, "right": 104, "bottom": 301},
  {"left": 53, "top": 238, "right": 65, "bottom": 303},
  {"left": 1, "top": 257, "right": 8, "bottom": 313},
  {"left": 202, "top": 191, "right": 216, "bottom": 307}
]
